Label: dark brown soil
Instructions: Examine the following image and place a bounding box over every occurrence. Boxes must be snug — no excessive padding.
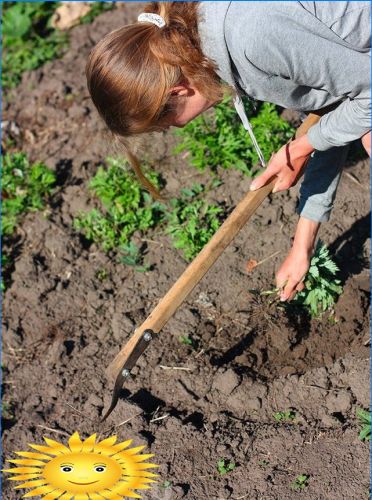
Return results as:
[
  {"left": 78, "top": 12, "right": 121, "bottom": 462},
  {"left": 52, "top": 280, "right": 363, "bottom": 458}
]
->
[{"left": 2, "top": 5, "right": 370, "bottom": 500}]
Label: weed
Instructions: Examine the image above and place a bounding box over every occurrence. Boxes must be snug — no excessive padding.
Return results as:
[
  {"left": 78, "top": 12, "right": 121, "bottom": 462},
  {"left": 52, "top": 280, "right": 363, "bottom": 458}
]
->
[
  {"left": 258, "top": 459, "right": 270, "bottom": 467},
  {"left": 2, "top": 2, "right": 68, "bottom": 90},
  {"left": 160, "top": 480, "right": 172, "bottom": 489},
  {"left": 74, "top": 157, "right": 165, "bottom": 257},
  {"left": 95, "top": 269, "right": 108, "bottom": 282},
  {"left": 178, "top": 335, "right": 198, "bottom": 349},
  {"left": 175, "top": 96, "right": 293, "bottom": 176},
  {"left": 293, "top": 241, "right": 343, "bottom": 317},
  {"left": 166, "top": 184, "right": 223, "bottom": 261},
  {"left": 120, "top": 242, "right": 151, "bottom": 272},
  {"left": 356, "top": 409, "right": 371, "bottom": 441},
  {"left": 217, "top": 458, "right": 236, "bottom": 475},
  {"left": 2, "top": 152, "right": 56, "bottom": 236},
  {"left": 273, "top": 410, "right": 296, "bottom": 423},
  {"left": 290, "top": 474, "right": 310, "bottom": 491}
]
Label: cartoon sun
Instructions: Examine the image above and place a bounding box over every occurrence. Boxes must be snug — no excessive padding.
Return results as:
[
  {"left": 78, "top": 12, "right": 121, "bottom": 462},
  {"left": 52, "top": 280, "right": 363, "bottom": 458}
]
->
[{"left": 4, "top": 431, "right": 158, "bottom": 499}]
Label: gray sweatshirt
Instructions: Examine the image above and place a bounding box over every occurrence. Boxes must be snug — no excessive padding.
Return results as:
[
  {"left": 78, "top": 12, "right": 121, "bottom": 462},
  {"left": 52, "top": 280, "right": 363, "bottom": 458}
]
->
[{"left": 198, "top": 1, "right": 371, "bottom": 222}]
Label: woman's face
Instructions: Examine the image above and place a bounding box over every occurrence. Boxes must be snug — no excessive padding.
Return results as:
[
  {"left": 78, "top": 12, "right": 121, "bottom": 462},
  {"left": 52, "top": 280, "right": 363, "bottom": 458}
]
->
[{"left": 160, "top": 81, "right": 220, "bottom": 129}]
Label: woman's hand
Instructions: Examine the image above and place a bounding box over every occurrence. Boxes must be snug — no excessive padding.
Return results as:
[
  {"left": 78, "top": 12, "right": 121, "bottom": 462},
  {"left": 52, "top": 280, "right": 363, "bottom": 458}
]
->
[
  {"left": 276, "top": 246, "right": 311, "bottom": 301},
  {"left": 250, "top": 134, "right": 315, "bottom": 193},
  {"left": 277, "top": 217, "right": 320, "bottom": 301}
]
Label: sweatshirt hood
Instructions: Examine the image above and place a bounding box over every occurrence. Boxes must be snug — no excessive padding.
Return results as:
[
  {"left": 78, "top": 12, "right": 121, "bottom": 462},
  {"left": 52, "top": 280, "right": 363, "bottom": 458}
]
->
[{"left": 198, "top": 2, "right": 266, "bottom": 167}]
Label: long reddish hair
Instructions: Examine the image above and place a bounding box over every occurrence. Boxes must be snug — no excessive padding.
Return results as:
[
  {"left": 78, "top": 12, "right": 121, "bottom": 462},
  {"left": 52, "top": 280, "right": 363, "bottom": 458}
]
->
[{"left": 86, "top": 2, "right": 224, "bottom": 198}]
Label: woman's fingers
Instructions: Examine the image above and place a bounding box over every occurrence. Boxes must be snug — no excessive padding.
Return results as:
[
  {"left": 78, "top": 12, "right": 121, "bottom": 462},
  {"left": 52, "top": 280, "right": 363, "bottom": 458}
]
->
[
  {"left": 250, "top": 167, "right": 278, "bottom": 191},
  {"left": 280, "top": 277, "right": 300, "bottom": 301}
]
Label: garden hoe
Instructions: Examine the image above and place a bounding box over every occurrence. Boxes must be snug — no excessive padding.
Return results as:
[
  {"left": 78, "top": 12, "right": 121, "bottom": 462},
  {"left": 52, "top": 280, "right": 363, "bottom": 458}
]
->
[{"left": 101, "top": 113, "right": 321, "bottom": 421}]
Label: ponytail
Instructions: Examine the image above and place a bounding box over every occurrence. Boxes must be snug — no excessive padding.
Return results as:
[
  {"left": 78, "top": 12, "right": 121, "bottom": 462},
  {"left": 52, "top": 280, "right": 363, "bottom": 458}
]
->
[{"left": 86, "top": 2, "right": 224, "bottom": 197}]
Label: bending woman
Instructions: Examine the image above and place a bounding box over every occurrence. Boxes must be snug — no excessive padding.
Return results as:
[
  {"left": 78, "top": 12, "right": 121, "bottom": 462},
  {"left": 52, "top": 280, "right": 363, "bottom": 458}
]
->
[{"left": 86, "top": 1, "right": 371, "bottom": 300}]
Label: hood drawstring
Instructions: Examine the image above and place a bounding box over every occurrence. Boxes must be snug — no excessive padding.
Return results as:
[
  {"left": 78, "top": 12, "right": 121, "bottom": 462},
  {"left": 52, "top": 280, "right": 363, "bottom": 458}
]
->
[{"left": 233, "top": 96, "right": 266, "bottom": 169}]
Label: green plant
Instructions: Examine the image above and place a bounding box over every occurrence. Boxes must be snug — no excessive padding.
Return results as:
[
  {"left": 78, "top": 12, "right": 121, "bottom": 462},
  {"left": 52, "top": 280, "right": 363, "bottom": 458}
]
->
[
  {"left": 290, "top": 474, "right": 310, "bottom": 491},
  {"left": 1, "top": 152, "right": 56, "bottom": 289},
  {"left": 74, "top": 157, "right": 165, "bottom": 257},
  {"left": 174, "top": 96, "right": 293, "bottom": 176},
  {"left": 217, "top": 459, "right": 236, "bottom": 475},
  {"left": 179, "top": 335, "right": 198, "bottom": 349},
  {"left": 166, "top": 184, "right": 223, "bottom": 261},
  {"left": 160, "top": 480, "right": 172, "bottom": 489},
  {"left": 2, "top": 152, "right": 56, "bottom": 236},
  {"left": 293, "top": 241, "right": 343, "bottom": 317},
  {"left": 273, "top": 410, "right": 296, "bottom": 423},
  {"left": 120, "top": 242, "right": 151, "bottom": 272},
  {"left": 2, "top": 2, "right": 68, "bottom": 90},
  {"left": 357, "top": 409, "right": 371, "bottom": 441},
  {"left": 95, "top": 268, "right": 108, "bottom": 281}
]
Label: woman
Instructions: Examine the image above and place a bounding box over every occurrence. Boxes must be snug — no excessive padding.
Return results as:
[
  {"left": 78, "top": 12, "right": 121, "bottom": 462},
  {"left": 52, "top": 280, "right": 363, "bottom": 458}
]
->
[{"left": 86, "top": 1, "right": 371, "bottom": 300}]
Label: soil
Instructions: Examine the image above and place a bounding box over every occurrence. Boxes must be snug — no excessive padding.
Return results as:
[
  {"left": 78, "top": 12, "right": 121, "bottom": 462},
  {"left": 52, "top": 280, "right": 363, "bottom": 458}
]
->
[{"left": 2, "top": 5, "right": 370, "bottom": 500}]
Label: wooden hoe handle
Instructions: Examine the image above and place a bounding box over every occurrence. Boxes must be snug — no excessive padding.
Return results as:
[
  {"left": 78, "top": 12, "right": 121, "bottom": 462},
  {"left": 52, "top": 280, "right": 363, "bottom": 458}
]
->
[
  {"left": 102, "top": 112, "right": 321, "bottom": 420},
  {"left": 106, "top": 178, "right": 275, "bottom": 381}
]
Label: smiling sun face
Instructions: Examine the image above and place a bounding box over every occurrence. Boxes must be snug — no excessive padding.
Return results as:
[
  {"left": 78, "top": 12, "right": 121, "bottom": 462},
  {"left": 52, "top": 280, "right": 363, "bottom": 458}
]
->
[
  {"left": 4, "top": 432, "right": 158, "bottom": 498},
  {"left": 43, "top": 452, "right": 122, "bottom": 494}
]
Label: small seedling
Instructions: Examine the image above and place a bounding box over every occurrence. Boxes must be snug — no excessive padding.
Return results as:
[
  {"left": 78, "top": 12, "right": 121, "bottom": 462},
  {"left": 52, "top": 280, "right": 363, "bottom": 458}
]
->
[
  {"left": 95, "top": 269, "right": 108, "bottom": 281},
  {"left": 290, "top": 474, "right": 310, "bottom": 491},
  {"left": 356, "top": 409, "right": 371, "bottom": 441},
  {"left": 179, "top": 335, "right": 195, "bottom": 348},
  {"left": 120, "top": 242, "right": 151, "bottom": 272},
  {"left": 258, "top": 459, "right": 270, "bottom": 467},
  {"left": 273, "top": 410, "right": 296, "bottom": 423},
  {"left": 160, "top": 480, "right": 172, "bottom": 489},
  {"left": 217, "top": 458, "right": 236, "bottom": 475}
]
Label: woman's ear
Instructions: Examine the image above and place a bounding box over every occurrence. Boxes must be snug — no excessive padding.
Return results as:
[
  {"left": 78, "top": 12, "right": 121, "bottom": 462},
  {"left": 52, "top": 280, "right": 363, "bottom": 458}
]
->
[{"left": 169, "top": 81, "right": 194, "bottom": 97}]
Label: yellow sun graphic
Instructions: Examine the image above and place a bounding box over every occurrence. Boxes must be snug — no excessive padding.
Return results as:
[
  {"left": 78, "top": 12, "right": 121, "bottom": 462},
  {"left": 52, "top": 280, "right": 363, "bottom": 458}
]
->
[{"left": 3, "top": 431, "right": 158, "bottom": 499}]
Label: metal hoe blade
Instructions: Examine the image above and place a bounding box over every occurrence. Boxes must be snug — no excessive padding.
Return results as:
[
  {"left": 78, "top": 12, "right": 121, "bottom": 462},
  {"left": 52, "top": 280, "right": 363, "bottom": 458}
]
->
[{"left": 101, "top": 329, "right": 155, "bottom": 421}]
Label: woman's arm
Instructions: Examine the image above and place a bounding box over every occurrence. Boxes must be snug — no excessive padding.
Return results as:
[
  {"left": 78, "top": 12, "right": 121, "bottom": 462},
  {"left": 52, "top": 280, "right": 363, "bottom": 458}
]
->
[{"left": 277, "top": 144, "right": 350, "bottom": 300}]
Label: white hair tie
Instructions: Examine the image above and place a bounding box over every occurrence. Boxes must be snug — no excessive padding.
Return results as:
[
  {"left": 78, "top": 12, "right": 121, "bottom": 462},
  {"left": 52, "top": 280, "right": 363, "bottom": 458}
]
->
[{"left": 138, "top": 13, "right": 166, "bottom": 28}]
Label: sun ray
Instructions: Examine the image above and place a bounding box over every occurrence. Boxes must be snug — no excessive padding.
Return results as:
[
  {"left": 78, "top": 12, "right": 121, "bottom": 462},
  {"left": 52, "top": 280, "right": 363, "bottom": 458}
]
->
[
  {"left": 43, "top": 437, "right": 70, "bottom": 454},
  {"left": 74, "top": 494, "right": 90, "bottom": 500},
  {"left": 42, "top": 488, "right": 66, "bottom": 500},
  {"left": 29, "top": 444, "right": 66, "bottom": 456},
  {"left": 14, "top": 479, "right": 48, "bottom": 489},
  {"left": 23, "top": 484, "right": 57, "bottom": 497},
  {"left": 68, "top": 432, "right": 84, "bottom": 453},
  {"left": 129, "top": 454, "right": 155, "bottom": 463},
  {"left": 15, "top": 451, "right": 53, "bottom": 461},
  {"left": 3, "top": 466, "right": 43, "bottom": 474},
  {"left": 80, "top": 433, "right": 97, "bottom": 453},
  {"left": 124, "top": 446, "right": 146, "bottom": 455},
  {"left": 110, "top": 440, "right": 133, "bottom": 453},
  {"left": 8, "top": 458, "right": 48, "bottom": 467},
  {"left": 89, "top": 492, "right": 110, "bottom": 499},
  {"left": 58, "top": 493, "right": 73, "bottom": 500},
  {"left": 6, "top": 473, "right": 44, "bottom": 481}
]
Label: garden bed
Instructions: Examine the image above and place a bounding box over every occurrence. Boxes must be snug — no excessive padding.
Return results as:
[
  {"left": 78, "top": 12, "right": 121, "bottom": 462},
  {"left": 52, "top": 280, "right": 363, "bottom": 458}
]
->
[{"left": 2, "top": 4, "right": 370, "bottom": 499}]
